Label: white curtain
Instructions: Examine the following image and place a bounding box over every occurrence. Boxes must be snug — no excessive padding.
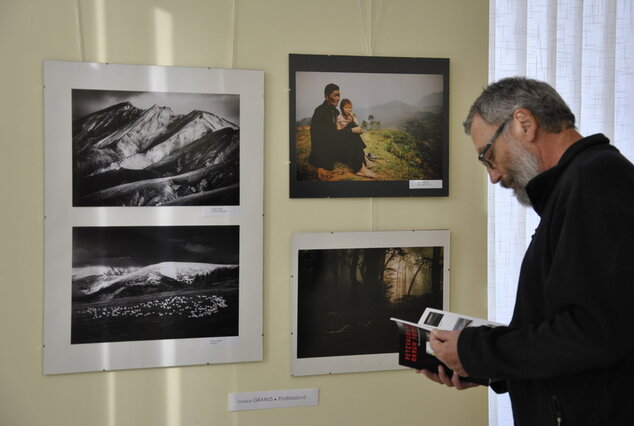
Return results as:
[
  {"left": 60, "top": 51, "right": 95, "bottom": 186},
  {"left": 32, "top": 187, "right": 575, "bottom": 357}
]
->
[{"left": 487, "top": 1, "right": 634, "bottom": 425}]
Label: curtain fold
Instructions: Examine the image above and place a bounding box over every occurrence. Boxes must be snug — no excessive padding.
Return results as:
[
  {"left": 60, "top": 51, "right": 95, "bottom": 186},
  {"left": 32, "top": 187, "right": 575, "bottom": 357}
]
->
[{"left": 488, "top": 1, "right": 633, "bottom": 425}]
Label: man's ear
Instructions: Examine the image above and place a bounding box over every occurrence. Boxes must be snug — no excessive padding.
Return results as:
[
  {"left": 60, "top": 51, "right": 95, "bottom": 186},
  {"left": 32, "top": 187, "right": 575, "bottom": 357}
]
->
[{"left": 511, "top": 108, "right": 538, "bottom": 143}]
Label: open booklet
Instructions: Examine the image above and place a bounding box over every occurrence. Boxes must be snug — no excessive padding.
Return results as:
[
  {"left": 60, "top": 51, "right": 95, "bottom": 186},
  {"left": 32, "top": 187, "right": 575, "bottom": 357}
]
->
[{"left": 390, "top": 308, "right": 504, "bottom": 386}]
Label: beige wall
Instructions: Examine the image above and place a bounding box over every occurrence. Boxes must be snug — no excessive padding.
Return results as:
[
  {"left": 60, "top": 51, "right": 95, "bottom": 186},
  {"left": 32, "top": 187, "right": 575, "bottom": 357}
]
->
[{"left": 0, "top": 0, "right": 489, "bottom": 425}]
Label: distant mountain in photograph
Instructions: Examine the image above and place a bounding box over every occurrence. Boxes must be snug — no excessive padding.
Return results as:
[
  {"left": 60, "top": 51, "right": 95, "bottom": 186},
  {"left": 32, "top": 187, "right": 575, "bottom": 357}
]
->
[
  {"left": 296, "top": 91, "right": 444, "bottom": 129},
  {"left": 72, "top": 100, "right": 240, "bottom": 206},
  {"left": 72, "top": 261, "right": 238, "bottom": 302}
]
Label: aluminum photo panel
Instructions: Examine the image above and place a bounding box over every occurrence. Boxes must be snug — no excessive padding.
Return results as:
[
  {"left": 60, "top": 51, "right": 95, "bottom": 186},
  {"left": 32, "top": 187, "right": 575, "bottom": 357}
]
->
[
  {"left": 43, "top": 61, "right": 263, "bottom": 374},
  {"left": 291, "top": 230, "right": 450, "bottom": 376}
]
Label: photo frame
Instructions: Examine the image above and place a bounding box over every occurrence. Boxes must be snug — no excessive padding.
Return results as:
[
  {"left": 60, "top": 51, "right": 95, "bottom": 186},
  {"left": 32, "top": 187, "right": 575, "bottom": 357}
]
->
[
  {"left": 291, "top": 230, "right": 450, "bottom": 376},
  {"left": 43, "top": 61, "right": 264, "bottom": 374},
  {"left": 289, "top": 54, "right": 449, "bottom": 198}
]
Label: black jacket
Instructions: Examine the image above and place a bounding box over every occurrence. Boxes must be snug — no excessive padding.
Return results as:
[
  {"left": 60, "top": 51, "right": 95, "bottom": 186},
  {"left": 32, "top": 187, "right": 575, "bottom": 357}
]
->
[
  {"left": 459, "top": 134, "right": 634, "bottom": 425},
  {"left": 308, "top": 101, "right": 339, "bottom": 170}
]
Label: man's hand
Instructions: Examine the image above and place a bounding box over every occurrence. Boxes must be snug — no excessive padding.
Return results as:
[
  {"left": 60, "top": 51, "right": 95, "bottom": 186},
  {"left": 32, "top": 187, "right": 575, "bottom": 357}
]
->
[
  {"left": 429, "top": 329, "right": 468, "bottom": 376},
  {"left": 415, "top": 329, "right": 480, "bottom": 390},
  {"left": 351, "top": 126, "right": 364, "bottom": 134},
  {"left": 416, "top": 365, "right": 480, "bottom": 390}
]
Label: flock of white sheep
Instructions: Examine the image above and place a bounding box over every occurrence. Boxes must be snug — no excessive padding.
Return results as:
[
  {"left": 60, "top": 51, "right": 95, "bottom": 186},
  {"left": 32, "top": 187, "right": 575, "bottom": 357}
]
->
[{"left": 76, "top": 294, "right": 228, "bottom": 320}]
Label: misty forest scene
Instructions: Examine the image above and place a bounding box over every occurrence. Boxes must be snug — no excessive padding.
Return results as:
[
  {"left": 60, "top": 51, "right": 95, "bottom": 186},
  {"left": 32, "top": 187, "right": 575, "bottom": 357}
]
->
[
  {"left": 297, "top": 246, "right": 444, "bottom": 358},
  {"left": 71, "top": 226, "right": 239, "bottom": 344},
  {"left": 295, "top": 91, "right": 444, "bottom": 182},
  {"left": 72, "top": 89, "right": 240, "bottom": 207}
]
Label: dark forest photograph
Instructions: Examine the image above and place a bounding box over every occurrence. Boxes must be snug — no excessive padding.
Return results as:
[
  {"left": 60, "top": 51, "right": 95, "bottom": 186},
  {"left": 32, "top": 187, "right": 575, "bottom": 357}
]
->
[
  {"left": 296, "top": 245, "right": 444, "bottom": 359},
  {"left": 71, "top": 226, "right": 239, "bottom": 344}
]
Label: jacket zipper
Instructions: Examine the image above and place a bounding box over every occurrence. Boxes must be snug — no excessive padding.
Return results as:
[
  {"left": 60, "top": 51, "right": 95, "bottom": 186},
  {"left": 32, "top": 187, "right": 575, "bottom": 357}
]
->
[{"left": 551, "top": 395, "right": 564, "bottom": 425}]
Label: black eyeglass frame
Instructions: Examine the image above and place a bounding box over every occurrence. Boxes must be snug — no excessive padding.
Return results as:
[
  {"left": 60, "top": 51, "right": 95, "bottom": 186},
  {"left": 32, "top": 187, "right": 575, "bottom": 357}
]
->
[{"left": 478, "top": 119, "right": 509, "bottom": 169}]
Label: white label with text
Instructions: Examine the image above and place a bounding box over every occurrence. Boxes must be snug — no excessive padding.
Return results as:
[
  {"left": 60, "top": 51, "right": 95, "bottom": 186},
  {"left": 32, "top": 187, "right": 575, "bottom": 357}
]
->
[
  {"left": 200, "top": 336, "right": 239, "bottom": 347},
  {"left": 202, "top": 206, "right": 240, "bottom": 217},
  {"left": 409, "top": 180, "right": 443, "bottom": 189},
  {"left": 228, "top": 388, "right": 319, "bottom": 411}
]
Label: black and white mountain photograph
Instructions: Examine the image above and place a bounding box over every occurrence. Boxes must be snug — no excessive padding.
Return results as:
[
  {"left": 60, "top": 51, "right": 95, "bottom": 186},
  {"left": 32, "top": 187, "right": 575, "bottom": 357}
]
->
[
  {"left": 71, "top": 225, "right": 239, "bottom": 344},
  {"left": 72, "top": 89, "right": 240, "bottom": 207}
]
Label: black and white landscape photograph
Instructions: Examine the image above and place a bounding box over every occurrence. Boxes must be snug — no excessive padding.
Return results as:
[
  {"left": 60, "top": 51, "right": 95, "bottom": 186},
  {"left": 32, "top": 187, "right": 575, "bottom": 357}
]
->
[
  {"left": 72, "top": 89, "right": 240, "bottom": 207},
  {"left": 71, "top": 225, "right": 239, "bottom": 344}
]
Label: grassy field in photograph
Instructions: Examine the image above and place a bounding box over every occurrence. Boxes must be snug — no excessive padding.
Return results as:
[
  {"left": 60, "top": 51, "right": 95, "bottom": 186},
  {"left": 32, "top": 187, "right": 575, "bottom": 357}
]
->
[
  {"left": 71, "top": 286, "right": 238, "bottom": 344},
  {"left": 295, "top": 126, "right": 441, "bottom": 182}
]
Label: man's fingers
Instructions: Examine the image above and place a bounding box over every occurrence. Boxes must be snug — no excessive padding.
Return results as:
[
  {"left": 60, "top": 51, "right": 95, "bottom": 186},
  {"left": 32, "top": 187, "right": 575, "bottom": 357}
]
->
[
  {"left": 454, "top": 365, "right": 468, "bottom": 377},
  {"left": 418, "top": 367, "right": 480, "bottom": 391},
  {"left": 452, "top": 369, "right": 467, "bottom": 390},
  {"left": 431, "top": 329, "right": 449, "bottom": 341},
  {"left": 437, "top": 365, "right": 454, "bottom": 387},
  {"left": 429, "top": 330, "right": 447, "bottom": 354},
  {"left": 429, "top": 331, "right": 445, "bottom": 353}
]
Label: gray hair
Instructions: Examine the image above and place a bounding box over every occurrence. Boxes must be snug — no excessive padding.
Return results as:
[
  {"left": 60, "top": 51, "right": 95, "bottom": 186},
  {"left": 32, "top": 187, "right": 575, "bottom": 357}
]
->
[{"left": 463, "top": 77, "right": 576, "bottom": 135}]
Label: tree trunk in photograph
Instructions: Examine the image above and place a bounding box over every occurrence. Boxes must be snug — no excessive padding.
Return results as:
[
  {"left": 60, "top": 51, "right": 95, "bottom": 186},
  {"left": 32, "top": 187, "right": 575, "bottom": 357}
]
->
[{"left": 431, "top": 247, "right": 442, "bottom": 306}]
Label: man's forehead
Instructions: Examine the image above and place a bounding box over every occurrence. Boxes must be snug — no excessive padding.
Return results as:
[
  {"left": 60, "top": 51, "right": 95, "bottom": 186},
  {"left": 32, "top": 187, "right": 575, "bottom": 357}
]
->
[
  {"left": 469, "top": 115, "right": 496, "bottom": 148},
  {"left": 471, "top": 115, "right": 497, "bottom": 135},
  {"left": 471, "top": 114, "right": 490, "bottom": 129}
]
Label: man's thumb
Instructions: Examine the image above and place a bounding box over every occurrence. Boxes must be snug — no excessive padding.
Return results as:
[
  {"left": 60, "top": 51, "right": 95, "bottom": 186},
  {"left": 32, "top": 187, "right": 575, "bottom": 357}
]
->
[{"left": 431, "top": 329, "right": 448, "bottom": 341}]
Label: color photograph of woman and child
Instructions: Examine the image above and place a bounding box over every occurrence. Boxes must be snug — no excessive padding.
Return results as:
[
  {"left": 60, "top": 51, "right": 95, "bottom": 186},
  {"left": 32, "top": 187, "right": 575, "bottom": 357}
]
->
[{"left": 292, "top": 69, "right": 447, "bottom": 188}]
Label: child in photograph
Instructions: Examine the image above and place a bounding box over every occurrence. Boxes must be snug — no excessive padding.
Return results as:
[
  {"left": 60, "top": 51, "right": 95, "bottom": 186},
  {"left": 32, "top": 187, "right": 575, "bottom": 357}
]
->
[{"left": 336, "top": 98, "right": 377, "bottom": 178}]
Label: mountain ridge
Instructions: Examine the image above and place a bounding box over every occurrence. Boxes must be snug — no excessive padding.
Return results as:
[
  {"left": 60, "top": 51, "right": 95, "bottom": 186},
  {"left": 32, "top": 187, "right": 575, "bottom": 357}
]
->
[{"left": 73, "top": 261, "right": 239, "bottom": 302}]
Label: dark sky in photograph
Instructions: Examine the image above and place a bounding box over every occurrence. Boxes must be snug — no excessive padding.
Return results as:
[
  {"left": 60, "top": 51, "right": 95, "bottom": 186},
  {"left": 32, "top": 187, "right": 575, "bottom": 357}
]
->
[
  {"left": 72, "top": 89, "right": 240, "bottom": 125},
  {"left": 72, "top": 226, "right": 239, "bottom": 266}
]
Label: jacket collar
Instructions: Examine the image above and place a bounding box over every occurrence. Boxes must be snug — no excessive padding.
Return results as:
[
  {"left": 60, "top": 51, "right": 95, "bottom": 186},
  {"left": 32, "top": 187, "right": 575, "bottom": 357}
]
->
[{"left": 526, "top": 134, "right": 610, "bottom": 215}]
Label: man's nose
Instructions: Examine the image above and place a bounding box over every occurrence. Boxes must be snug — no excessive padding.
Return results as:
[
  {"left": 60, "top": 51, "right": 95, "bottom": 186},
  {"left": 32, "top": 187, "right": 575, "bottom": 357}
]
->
[{"left": 487, "top": 168, "right": 502, "bottom": 184}]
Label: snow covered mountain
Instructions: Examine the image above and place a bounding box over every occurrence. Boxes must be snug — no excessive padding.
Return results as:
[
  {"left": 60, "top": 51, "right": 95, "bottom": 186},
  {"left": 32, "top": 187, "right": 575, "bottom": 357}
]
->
[
  {"left": 92, "top": 104, "right": 176, "bottom": 155},
  {"left": 92, "top": 109, "right": 237, "bottom": 173},
  {"left": 72, "top": 261, "right": 239, "bottom": 302},
  {"left": 73, "top": 101, "right": 239, "bottom": 207},
  {"left": 73, "top": 102, "right": 144, "bottom": 155}
]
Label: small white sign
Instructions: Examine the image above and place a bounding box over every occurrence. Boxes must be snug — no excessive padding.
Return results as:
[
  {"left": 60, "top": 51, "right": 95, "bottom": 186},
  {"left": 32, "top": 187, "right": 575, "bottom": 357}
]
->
[
  {"left": 200, "top": 336, "right": 239, "bottom": 347},
  {"left": 409, "top": 180, "right": 443, "bottom": 189},
  {"left": 202, "top": 206, "right": 240, "bottom": 217},
  {"left": 228, "top": 388, "right": 319, "bottom": 411}
]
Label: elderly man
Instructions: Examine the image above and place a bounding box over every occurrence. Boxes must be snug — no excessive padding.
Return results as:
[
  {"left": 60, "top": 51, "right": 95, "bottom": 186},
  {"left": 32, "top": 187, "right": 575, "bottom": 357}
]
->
[{"left": 420, "top": 77, "right": 634, "bottom": 425}]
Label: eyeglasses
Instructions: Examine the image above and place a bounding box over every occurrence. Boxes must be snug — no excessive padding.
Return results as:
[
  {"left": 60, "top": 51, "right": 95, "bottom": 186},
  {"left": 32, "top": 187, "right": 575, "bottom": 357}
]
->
[{"left": 478, "top": 120, "right": 508, "bottom": 169}]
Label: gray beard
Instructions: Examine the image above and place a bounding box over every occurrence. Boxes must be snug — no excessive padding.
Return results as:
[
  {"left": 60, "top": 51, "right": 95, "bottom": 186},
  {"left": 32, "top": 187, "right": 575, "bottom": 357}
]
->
[{"left": 505, "top": 136, "right": 541, "bottom": 207}]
